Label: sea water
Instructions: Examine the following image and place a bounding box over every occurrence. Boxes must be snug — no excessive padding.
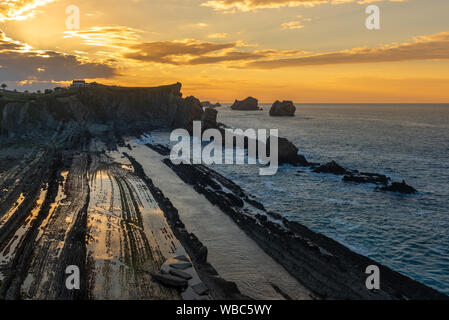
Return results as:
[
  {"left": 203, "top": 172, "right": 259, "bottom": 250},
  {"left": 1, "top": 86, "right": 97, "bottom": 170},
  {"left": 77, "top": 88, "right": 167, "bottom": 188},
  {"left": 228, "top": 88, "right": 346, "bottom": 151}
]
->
[{"left": 151, "top": 103, "right": 449, "bottom": 295}]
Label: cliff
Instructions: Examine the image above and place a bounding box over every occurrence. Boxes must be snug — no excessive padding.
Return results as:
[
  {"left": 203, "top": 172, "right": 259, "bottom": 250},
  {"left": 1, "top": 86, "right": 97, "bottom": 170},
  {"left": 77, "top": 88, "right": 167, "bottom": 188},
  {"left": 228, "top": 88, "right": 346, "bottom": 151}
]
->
[{"left": 0, "top": 83, "right": 203, "bottom": 139}]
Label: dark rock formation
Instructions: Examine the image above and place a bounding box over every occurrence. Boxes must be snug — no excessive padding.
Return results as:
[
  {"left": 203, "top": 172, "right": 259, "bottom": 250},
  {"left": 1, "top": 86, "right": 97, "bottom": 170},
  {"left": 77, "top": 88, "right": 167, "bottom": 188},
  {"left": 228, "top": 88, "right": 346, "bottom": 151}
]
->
[
  {"left": 314, "top": 161, "right": 417, "bottom": 193},
  {"left": 170, "top": 262, "right": 193, "bottom": 270},
  {"left": 270, "top": 100, "right": 296, "bottom": 116},
  {"left": 148, "top": 144, "right": 446, "bottom": 300},
  {"left": 343, "top": 172, "right": 390, "bottom": 185},
  {"left": 169, "top": 269, "right": 192, "bottom": 280},
  {"left": 268, "top": 137, "right": 309, "bottom": 166},
  {"left": 192, "top": 282, "right": 209, "bottom": 295},
  {"left": 123, "top": 153, "right": 249, "bottom": 300},
  {"left": 201, "top": 107, "right": 218, "bottom": 131},
  {"left": 201, "top": 101, "right": 221, "bottom": 108},
  {"left": 151, "top": 273, "right": 188, "bottom": 288},
  {"left": 0, "top": 83, "right": 203, "bottom": 139},
  {"left": 313, "top": 161, "right": 349, "bottom": 175},
  {"left": 230, "top": 97, "right": 260, "bottom": 111},
  {"left": 377, "top": 180, "right": 417, "bottom": 194},
  {"left": 173, "top": 95, "right": 204, "bottom": 133}
]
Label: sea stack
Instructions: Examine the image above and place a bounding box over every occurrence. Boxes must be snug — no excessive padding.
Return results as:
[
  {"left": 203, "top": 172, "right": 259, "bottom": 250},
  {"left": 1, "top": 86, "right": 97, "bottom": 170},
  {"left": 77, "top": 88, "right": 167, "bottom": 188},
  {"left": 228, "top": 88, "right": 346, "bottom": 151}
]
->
[
  {"left": 270, "top": 100, "right": 296, "bottom": 116},
  {"left": 201, "top": 101, "right": 221, "bottom": 108},
  {"left": 230, "top": 97, "right": 260, "bottom": 111}
]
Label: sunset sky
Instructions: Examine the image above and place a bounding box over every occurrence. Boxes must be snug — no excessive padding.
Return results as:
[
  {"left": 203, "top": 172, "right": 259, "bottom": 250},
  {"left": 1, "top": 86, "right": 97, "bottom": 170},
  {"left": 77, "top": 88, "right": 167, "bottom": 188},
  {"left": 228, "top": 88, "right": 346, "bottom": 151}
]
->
[{"left": 1, "top": 0, "right": 449, "bottom": 102}]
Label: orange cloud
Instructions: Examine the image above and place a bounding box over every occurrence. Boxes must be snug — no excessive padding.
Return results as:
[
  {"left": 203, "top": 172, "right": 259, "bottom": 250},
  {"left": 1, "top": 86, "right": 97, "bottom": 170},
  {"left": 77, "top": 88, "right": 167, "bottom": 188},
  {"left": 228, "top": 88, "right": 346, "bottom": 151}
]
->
[
  {"left": 123, "top": 39, "right": 306, "bottom": 65},
  {"left": 124, "top": 40, "right": 236, "bottom": 64},
  {"left": 243, "top": 31, "right": 449, "bottom": 68},
  {"left": 202, "top": 0, "right": 407, "bottom": 12},
  {"left": 281, "top": 21, "right": 305, "bottom": 30}
]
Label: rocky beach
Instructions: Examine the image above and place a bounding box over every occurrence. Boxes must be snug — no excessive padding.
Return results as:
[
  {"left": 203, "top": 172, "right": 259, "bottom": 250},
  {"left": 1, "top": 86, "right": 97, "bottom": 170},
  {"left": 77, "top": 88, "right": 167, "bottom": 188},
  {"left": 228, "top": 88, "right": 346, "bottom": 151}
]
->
[{"left": 0, "top": 83, "right": 447, "bottom": 300}]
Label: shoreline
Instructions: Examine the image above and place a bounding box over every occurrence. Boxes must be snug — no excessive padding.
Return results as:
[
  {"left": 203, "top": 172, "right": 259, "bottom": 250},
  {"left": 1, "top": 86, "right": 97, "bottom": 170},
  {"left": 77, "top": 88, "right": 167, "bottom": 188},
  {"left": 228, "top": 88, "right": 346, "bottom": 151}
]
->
[
  {"left": 141, "top": 139, "right": 447, "bottom": 300},
  {"left": 122, "top": 140, "right": 312, "bottom": 300},
  {"left": 1, "top": 84, "right": 447, "bottom": 300}
]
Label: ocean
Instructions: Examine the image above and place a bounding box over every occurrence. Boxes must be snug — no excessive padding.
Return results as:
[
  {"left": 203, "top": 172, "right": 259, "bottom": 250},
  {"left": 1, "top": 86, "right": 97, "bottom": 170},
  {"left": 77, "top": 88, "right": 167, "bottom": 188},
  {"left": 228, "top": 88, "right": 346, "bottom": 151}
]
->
[{"left": 151, "top": 103, "right": 449, "bottom": 295}]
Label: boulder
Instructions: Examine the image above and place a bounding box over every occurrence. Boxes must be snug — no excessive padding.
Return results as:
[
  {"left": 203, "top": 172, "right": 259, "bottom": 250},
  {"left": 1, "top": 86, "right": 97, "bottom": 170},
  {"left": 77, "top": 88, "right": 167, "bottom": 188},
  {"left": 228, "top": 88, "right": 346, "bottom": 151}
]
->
[
  {"left": 230, "top": 97, "right": 260, "bottom": 111},
  {"left": 174, "top": 255, "right": 190, "bottom": 262},
  {"left": 170, "top": 262, "right": 193, "bottom": 270},
  {"left": 313, "top": 161, "right": 348, "bottom": 175},
  {"left": 270, "top": 100, "right": 296, "bottom": 116},
  {"left": 377, "top": 180, "right": 417, "bottom": 194},
  {"left": 151, "top": 273, "right": 188, "bottom": 288},
  {"left": 169, "top": 269, "right": 193, "bottom": 280}
]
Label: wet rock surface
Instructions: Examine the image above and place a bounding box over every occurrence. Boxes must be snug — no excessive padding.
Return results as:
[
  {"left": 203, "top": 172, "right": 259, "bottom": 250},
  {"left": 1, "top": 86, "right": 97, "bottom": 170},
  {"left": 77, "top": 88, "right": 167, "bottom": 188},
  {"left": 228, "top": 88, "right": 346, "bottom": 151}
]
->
[
  {"left": 0, "top": 114, "right": 246, "bottom": 300},
  {"left": 343, "top": 172, "right": 390, "bottom": 185},
  {"left": 123, "top": 153, "right": 249, "bottom": 300},
  {"left": 377, "top": 180, "right": 417, "bottom": 194},
  {"left": 169, "top": 269, "right": 193, "bottom": 280},
  {"left": 151, "top": 273, "right": 188, "bottom": 288},
  {"left": 312, "top": 161, "right": 417, "bottom": 192},
  {"left": 313, "top": 161, "right": 349, "bottom": 175}
]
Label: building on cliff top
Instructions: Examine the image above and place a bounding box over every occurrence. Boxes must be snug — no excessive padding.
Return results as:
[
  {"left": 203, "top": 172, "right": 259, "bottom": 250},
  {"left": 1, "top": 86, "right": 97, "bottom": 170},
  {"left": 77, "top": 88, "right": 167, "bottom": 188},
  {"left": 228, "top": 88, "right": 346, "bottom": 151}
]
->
[{"left": 71, "top": 80, "right": 87, "bottom": 88}]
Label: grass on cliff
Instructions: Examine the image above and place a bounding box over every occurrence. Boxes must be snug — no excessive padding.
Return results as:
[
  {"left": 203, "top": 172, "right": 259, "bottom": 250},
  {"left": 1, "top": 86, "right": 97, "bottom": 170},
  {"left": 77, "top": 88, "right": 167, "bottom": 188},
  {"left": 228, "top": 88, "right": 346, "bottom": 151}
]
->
[{"left": 0, "top": 87, "right": 79, "bottom": 103}]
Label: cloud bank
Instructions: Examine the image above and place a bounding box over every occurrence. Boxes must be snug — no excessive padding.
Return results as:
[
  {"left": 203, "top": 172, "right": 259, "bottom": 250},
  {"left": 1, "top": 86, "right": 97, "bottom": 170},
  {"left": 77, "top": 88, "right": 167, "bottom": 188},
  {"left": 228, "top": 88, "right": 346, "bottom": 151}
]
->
[
  {"left": 123, "top": 39, "right": 305, "bottom": 65},
  {"left": 0, "top": 30, "right": 117, "bottom": 82},
  {"left": 243, "top": 32, "right": 449, "bottom": 69}
]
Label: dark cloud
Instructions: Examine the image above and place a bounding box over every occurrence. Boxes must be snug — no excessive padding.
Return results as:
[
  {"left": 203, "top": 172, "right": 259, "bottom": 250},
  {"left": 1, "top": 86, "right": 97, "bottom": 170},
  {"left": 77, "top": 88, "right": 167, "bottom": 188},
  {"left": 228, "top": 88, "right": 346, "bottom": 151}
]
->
[{"left": 0, "top": 30, "right": 117, "bottom": 82}]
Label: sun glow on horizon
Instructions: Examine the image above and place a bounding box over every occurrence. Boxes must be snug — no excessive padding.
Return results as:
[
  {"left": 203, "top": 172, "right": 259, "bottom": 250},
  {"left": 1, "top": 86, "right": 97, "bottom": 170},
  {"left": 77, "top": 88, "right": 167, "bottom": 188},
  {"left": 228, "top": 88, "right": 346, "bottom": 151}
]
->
[{"left": 1, "top": 0, "right": 449, "bottom": 102}]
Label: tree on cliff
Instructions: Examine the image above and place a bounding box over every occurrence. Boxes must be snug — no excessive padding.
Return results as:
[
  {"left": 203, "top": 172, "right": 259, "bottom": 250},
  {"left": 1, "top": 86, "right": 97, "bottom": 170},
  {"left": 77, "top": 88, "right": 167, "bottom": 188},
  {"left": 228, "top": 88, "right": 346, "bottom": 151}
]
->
[{"left": 1, "top": 83, "right": 7, "bottom": 91}]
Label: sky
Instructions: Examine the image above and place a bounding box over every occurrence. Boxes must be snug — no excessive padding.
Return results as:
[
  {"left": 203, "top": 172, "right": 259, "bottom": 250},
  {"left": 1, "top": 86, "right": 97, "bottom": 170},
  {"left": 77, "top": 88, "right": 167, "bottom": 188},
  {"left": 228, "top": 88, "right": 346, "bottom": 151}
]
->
[{"left": 0, "top": 0, "right": 449, "bottom": 102}]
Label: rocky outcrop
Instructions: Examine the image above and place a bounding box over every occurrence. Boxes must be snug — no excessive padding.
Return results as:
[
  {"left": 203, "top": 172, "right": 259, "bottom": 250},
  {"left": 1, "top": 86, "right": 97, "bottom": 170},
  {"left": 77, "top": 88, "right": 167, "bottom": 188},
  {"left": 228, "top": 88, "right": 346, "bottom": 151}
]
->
[
  {"left": 201, "top": 101, "right": 221, "bottom": 108},
  {"left": 314, "top": 161, "right": 418, "bottom": 193},
  {"left": 0, "top": 83, "right": 203, "bottom": 138},
  {"left": 201, "top": 107, "right": 218, "bottom": 131},
  {"left": 230, "top": 97, "right": 260, "bottom": 111},
  {"left": 151, "top": 273, "right": 188, "bottom": 288},
  {"left": 270, "top": 100, "right": 296, "bottom": 116},
  {"left": 146, "top": 143, "right": 447, "bottom": 300},
  {"left": 268, "top": 137, "right": 309, "bottom": 166},
  {"left": 377, "top": 181, "right": 417, "bottom": 194},
  {"left": 313, "top": 161, "right": 349, "bottom": 175},
  {"left": 343, "top": 172, "right": 390, "bottom": 185},
  {"left": 123, "top": 153, "right": 249, "bottom": 300}
]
